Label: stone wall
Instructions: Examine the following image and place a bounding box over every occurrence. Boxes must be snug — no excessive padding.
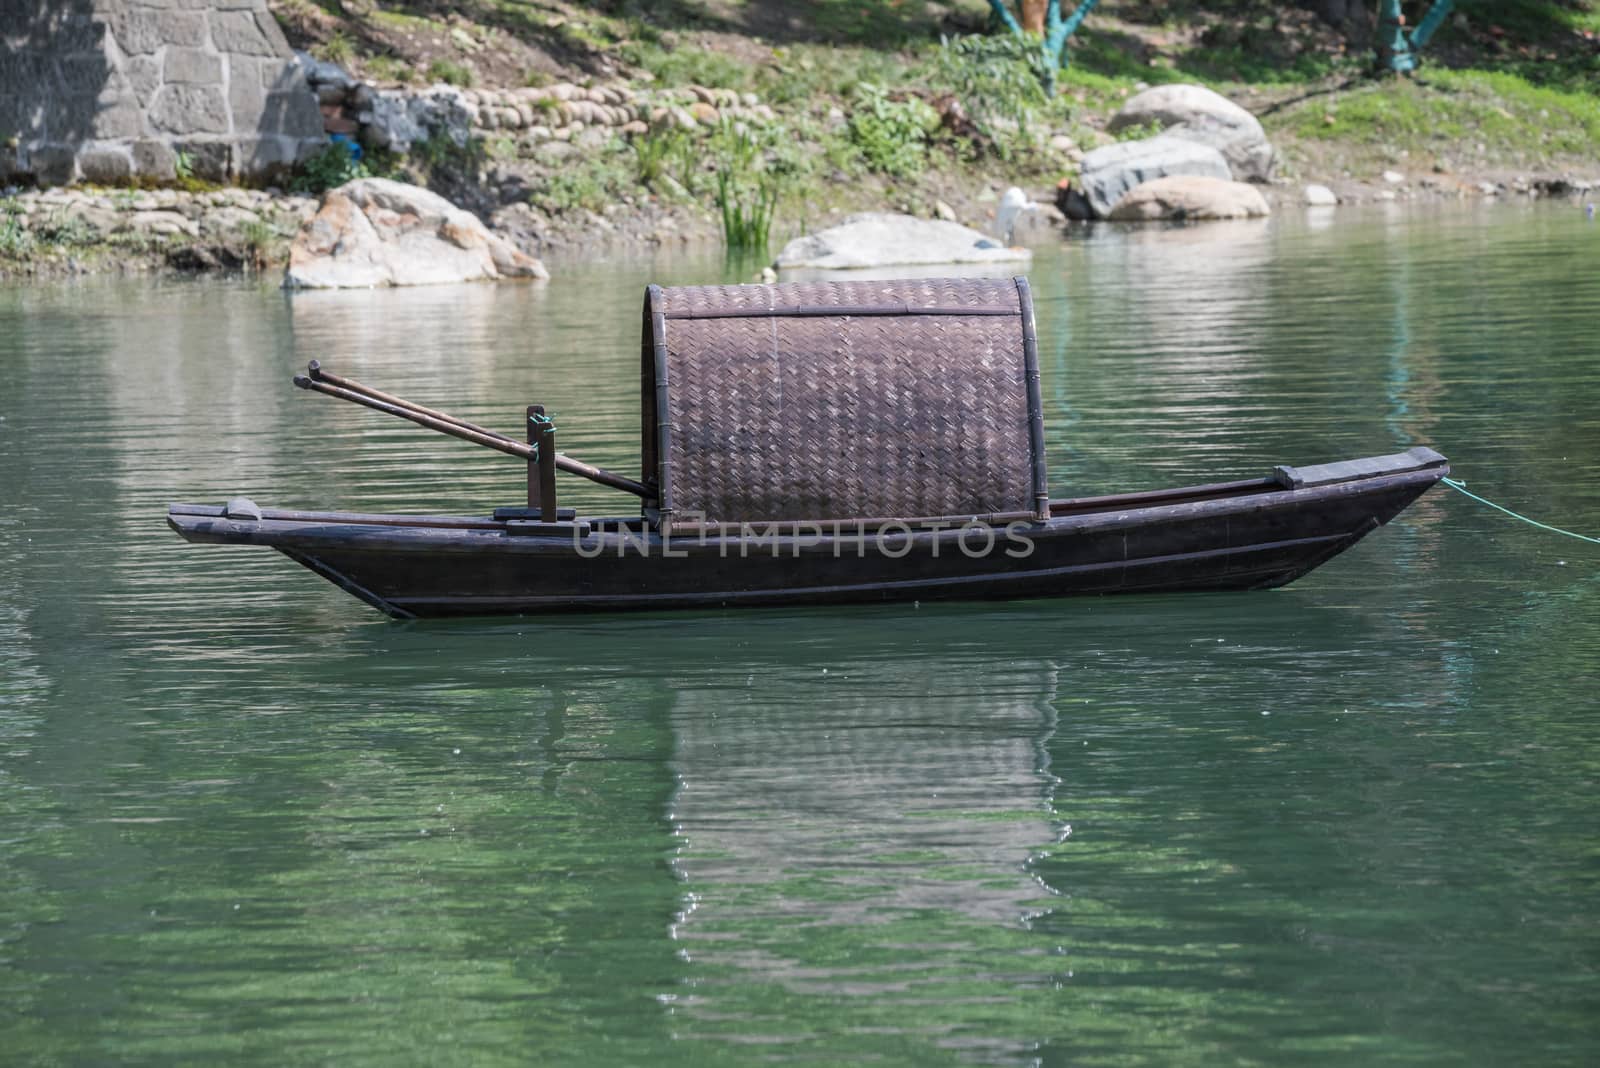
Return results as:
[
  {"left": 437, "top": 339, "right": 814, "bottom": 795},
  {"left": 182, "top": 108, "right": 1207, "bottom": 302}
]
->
[
  {"left": 1, "top": 0, "right": 324, "bottom": 186},
  {"left": 301, "top": 63, "right": 780, "bottom": 155}
]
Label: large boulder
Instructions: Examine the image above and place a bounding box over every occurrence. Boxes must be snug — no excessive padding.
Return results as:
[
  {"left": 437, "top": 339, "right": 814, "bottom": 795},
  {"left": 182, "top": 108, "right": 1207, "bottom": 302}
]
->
[
  {"left": 1107, "top": 84, "right": 1274, "bottom": 182},
  {"left": 1304, "top": 183, "right": 1339, "bottom": 206},
  {"left": 1074, "top": 135, "right": 1232, "bottom": 219},
  {"left": 284, "top": 178, "right": 548, "bottom": 288},
  {"left": 1106, "top": 176, "right": 1271, "bottom": 221},
  {"left": 773, "top": 212, "right": 1031, "bottom": 271}
]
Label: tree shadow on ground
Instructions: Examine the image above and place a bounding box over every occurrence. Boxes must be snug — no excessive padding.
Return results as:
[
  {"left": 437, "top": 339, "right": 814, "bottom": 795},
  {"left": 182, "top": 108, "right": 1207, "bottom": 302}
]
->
[{"left": 1, "top": 0, "right": 110, "bottom": 182}]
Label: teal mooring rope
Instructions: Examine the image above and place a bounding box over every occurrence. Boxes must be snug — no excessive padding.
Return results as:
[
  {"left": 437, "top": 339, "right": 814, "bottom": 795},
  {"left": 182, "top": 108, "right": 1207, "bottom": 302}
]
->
[{"left": 1442, "top": 477, "right": 1600, "bottom": 546}]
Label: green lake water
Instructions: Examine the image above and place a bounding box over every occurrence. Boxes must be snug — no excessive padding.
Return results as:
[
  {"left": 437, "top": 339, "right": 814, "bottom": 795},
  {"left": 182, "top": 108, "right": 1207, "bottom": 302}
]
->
[{"left": 2, "top": 201, "right": 1598, "bottom": 1065}]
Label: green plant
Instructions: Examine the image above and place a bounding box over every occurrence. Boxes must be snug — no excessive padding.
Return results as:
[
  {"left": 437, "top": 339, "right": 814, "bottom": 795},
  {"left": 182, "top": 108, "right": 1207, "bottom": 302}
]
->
[
  {"left": 290, "top": 141, "right": 369, "bottom": 194},
  {"left": 412, "top": 130, "right": 484, "bottom": 173},
  {"left": 318, "top": 30, "right": 354, "bottom": 67},
  {"left": 360, "top": 146, "right": 404, "bottom": 180},
  {"left": 631, "top": 128, "right": 690, "bottom": 189},
  {"left": 241, "top": 219, "right": 275, "bottom": 252},
  {"left": 33, "top": 212, "right": 98, "bottom": 248},
  {"left": 530, "top": 142, "right": 636, "bottom": 216},
  {"left": 1113, "top": 119, "right": 1163, "bottom": 143},
  {"left": 930, "top": 34, "right": 1050, "bottom": 159},
  {"left": 710, "top": 120, "right": 782, "bottom": 252},
  {"left": 0, "top": 204, "right": 31, "bottom": 257},
  {"left": 847, "top": 85, "right": 937, "bottom": 178},
  {"left": 427, "top": 58, "right": 475, "bottom": 88},
  {"left": 621, "top": 40, "right": 752, "bottom": 91},
  {"left": 539, "top": 170, "right": 608, "bottom": 215},
  {"left": 364, "top": 55, "right": 415, "bottom": 85},
  {"left": 171, "top": 149, "right": 216, "bottom": 193}
]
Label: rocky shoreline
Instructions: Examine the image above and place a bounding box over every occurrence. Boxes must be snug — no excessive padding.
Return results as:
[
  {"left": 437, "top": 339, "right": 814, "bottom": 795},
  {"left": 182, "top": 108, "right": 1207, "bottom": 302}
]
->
[
  {"left": 5, "top": 161, "right": 1594, "bottom": 284},
  {"left": 0, "top": 184, "right": 319, "bottom": 278}
]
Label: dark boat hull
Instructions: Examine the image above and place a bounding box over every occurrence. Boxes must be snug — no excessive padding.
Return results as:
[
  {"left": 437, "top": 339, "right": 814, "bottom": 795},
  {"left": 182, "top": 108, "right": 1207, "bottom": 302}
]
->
[{"left": 166, "top": 449, "right": 1447, "bottom": 619}]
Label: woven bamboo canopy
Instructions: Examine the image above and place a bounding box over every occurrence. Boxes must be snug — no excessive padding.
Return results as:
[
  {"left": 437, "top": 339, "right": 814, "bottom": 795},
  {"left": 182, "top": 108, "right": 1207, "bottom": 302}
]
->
[{"left": 641, "top": 278, "right": 1048, "bottom": 531}]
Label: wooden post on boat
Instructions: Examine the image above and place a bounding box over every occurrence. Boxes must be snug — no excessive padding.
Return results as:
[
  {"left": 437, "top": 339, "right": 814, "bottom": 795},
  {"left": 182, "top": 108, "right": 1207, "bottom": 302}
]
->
[
  {"left": 526, "top": 405, "right": 540, "bottom": 512},
  {"left": 531, "top": 406, "right": 558, "bottom": 521}
]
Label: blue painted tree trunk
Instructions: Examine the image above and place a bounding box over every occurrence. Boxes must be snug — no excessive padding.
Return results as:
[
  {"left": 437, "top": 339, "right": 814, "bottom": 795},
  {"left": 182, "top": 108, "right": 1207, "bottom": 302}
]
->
[
  {"left": 987, "top": 0, "right": 1102, "bottom": 91},
  {"left": 1376, "top": 0, "right": 1456, "bottom": 73}
]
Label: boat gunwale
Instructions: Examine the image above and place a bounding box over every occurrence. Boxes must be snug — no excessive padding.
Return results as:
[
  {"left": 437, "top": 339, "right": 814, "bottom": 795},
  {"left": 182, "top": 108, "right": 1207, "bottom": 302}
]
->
[{"left": 165, "top": 459, "right": 1448, "bottom": 555}]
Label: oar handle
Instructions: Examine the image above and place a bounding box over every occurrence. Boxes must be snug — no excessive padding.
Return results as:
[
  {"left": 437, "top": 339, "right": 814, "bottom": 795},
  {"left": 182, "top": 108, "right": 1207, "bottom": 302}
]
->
[
  {"left": 294, "top": 374, "right": 529, "bottom": 459},
  {"left": 307, "top": 361, "right": 514, "bottom": 444}
]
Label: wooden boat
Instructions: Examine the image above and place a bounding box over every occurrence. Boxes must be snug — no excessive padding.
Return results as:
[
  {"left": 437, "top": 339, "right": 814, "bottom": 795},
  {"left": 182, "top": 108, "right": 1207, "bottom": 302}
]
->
[{"left": 166, "top": 278, "right": 1448, "bottom": 619}]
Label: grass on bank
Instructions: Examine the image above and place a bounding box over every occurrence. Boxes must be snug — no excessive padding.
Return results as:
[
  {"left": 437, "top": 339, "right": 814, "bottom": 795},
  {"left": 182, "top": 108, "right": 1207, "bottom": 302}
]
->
[{"left": 1275, "top": 68, "right": 1600, "bottom": 165}]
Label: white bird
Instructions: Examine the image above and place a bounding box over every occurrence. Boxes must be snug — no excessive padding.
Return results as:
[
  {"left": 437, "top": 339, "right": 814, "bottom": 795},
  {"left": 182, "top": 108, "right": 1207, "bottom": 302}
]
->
[{"left": 995, "top": 186, "right": 1033, "bottom": 246}]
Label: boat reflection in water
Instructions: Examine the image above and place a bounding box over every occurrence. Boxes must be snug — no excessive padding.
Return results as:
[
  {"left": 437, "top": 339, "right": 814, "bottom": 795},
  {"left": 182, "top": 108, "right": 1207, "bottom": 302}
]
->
[{"left": 663, "top": 644, "right": 1062, "bottom": 1057}]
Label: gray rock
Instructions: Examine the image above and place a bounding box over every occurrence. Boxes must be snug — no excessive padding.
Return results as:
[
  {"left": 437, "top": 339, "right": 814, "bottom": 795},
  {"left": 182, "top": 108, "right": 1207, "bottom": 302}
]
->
[
  {"left": 253, "top": 8, "right": 298, "bottom": 57},
  {"left": 1108, "top": 84, "right": 1273, "bottom": 181},
  {"left": 77, "top": 147, "right": 133, "bottom": 184},
  {"left": 126, "top": 55, "right": 163, "bottom": 107},
  {"left": 149, "top": 84, "right": 230, "bottom": 135},
  {"left": 131, "top": 140, "right": 178, "bottom": 181},
  {"left": 295, "top": 53, "right": 357, "bottom": 94},
  {"left": 210, "top": 11, "right": 277, "bottom": 57},
  {"left": 164, "top": 47, "right": 222, "bottom": 86},
  {"left": 284, "top": 178, "right": 549, "bottom": 288},
  {"left": 773, "top": 212, "right": 1032, "bottom": 271},
  {"left": 258, "top": 89, "right": 325, "bottom": 143},
  {"left": 62, "top": 200, "right": 122, "bottom": 234},
  {"left": 90, "top": 102, "right": 145, "bottom": 141},
  {"left": 109, "top": 9, "right": 207, "bottom": 54},
  {"left": 1382, "top": 170, "right": 1406, "bottom": 184},
  {"left": 60, "top": 55, "right": 114, "bottom": 98},
  {"left": 202, "top": 206, "right": 263, "bottom": 234},
  {"left": 228, "top": 70, "right": 267, "bottom": 119},
  {"left": 1075, "top": 135, "right": 1232, "bottom": 219},
  {"left": 360, "top": 86, "right": 475, "bottom": 153},
  {"left": 125, "top": 210, "right": 200, "bottom": 237},
  {"left": 1304, "top": 183, "right": 1338, "bottom": 206},
  {"left": 235, "top": 135, "right": 303, "bottom": 181},
  {"left": 1107, "top": 176, "right": 1271, "bottom": 221},
  {"left": 175, "top": 141, "right": 231, "bottom": 182},
  {"left": 25, "top": 145, "right": 77, "bottom": 188}
]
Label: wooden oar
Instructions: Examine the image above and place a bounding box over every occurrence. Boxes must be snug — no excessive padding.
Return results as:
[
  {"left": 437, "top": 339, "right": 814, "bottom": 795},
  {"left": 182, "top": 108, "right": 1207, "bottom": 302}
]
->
[{"left": 293, "top": 367, "right": 651, "bottom": 500}]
